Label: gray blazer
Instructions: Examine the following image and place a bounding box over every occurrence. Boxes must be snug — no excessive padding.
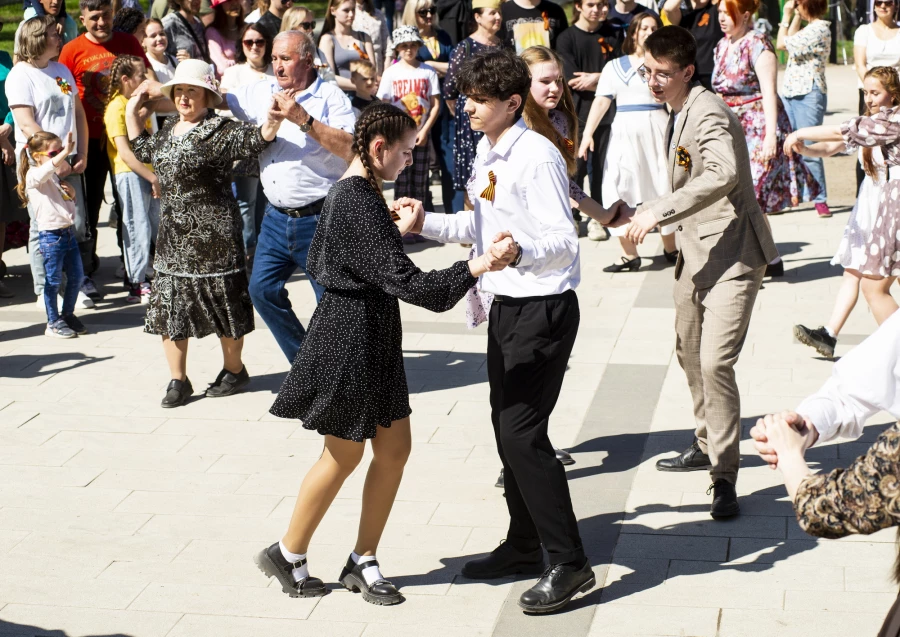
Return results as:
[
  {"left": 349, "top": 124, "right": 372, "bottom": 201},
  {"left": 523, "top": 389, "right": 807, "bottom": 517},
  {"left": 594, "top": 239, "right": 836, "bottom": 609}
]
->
[{"left": 640, "top": 85, "right": 778, "bottom": 289}]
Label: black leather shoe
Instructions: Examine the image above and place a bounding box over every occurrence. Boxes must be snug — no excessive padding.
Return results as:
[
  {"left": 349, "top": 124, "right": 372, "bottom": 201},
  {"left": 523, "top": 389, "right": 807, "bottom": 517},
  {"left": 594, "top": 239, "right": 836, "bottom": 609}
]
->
[
  {"left": 495, "top": 468, "right": 504, "bottom": 488},
  {"left": 709, "top": 479, "right": 740, "bottom": 519},
  {"left": 518, "top": 559, "right": 595, "bottom": 614},
  {"left": 603, "top": 256, "right": 641, "bottom": 273},
  {"left": 555, "top": 448, "right": 575, "bottom": 466},
  {"left": 205, "top": 366, "right": 250, "bottom": 397},
  {"left": 253, "top": 542, "right": 327, "bottom": 598},
  {"left": 663, "top": 249, "right": 679, "bottom": 264},
  {"left": 655, "top": 441, "right": 712, "bottom": 472},
  {"left": 339, "top": 556, "right": 403, "bottom": 605},
  {"left": 765, "top": 260, "right": 784, "bottom": 277},
  {"left": 462, "top": 541, "right": 545, "bottom": 579},
  {"left": 161, "top": 378, "right": 193, "bottom": 408}
]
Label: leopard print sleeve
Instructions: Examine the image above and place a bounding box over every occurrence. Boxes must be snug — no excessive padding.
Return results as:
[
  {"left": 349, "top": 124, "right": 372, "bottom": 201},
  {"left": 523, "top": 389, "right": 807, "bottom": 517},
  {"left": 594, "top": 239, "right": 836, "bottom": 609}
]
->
[{"left": 794, "top": 423, "right": 900, "bottom": 539}]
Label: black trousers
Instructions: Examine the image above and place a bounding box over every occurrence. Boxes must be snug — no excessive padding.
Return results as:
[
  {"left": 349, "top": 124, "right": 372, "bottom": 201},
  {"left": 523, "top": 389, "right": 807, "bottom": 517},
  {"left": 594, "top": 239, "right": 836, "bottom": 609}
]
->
[
  {"left": 487, "top": 289, "right": 584, "bottom": 565},
  {"left": 575, "top": 123, "right": 612, "bottom": 202},
  {"left": 80, "top": 137, "right": 111, "bottom": 268}
]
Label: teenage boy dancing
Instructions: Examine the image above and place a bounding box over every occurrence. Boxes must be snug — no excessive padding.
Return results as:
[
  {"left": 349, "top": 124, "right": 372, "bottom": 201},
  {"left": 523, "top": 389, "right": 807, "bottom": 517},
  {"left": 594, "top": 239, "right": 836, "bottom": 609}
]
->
[{"left": 399, "top": 48, "right": 626, "bottom": 614}]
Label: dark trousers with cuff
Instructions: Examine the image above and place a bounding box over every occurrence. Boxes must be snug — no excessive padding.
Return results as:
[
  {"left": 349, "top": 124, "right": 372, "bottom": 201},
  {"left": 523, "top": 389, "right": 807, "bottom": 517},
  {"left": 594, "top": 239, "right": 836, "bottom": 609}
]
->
[{"left": 487, "top": 289, "right": 585, "bottom": 565}]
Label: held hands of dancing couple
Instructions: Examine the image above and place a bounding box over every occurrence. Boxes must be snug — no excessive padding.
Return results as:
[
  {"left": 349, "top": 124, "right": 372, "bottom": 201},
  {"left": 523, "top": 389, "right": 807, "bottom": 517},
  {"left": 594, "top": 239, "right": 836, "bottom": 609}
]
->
[
  {"left": 749, "top": 411, "right": 817, "bottom": 498},
  {"left": 391, "top": 196, "right": 519, "bottom": 276}
]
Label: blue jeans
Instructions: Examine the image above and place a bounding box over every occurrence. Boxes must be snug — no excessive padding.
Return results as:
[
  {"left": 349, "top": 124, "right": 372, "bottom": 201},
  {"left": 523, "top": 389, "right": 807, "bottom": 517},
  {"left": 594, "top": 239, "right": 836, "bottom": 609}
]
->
[
  {"left": 115, "top": 172, "right": 159, "bottom": 287},
  {"left": 249, "top": 204, "right": 325, "bottom": 362},
  {"left": 783, "top": 87, "right": 828, "bottom": 203},
  {"left": 27, "top": 171, "right": 87, "bottom": 295},
  {"left": 39, "top": 226, "right": 84, "bottom": 323},
  {"left": 234, "top": 176, "right": 266, "bottom": 256}
]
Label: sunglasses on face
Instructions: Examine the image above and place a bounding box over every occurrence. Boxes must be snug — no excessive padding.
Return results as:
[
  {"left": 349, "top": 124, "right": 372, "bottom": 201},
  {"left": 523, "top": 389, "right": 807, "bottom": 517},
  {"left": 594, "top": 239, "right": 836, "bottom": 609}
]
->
[
  {"left": 243, "top": 38, "right": 266, "bottom": 47},
  {"left": 417, "top": 7, "right": 435, "bottom": 16},
  {"left": 36, "top": 149, "right": 63, "bottom": 158},
  {"left": 875, "top": 1, "right": 894, "bottom": 7},
  {"left": 299, "top": 20, "right": 316, "bottom": 29}
]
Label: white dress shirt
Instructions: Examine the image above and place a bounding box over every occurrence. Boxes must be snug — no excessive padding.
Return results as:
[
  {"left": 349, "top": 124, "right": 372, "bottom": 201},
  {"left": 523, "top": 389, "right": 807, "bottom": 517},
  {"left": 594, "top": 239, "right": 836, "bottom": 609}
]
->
[
  {"left": 225, "top": 76, "right": 356, "bottom": 208},
  {"left": 797, "top": 310, "right": 900, "bottom": 443},
  {"left": 421, "top": 118, "right": 580, "bottom": 298}
]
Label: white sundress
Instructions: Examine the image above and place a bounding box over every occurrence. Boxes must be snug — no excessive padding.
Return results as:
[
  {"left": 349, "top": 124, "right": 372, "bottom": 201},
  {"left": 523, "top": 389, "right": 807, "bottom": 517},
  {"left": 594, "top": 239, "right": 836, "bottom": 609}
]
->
[
  {"left": 596, "top": 55, "right": 673, "bottom": 238},
  {"left": 831, "top": 146, "right": 899, "bottom": 271}
]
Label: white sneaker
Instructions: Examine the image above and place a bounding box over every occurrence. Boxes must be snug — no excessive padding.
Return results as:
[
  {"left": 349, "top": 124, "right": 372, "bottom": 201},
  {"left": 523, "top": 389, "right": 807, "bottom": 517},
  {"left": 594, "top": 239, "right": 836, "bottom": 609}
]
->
[
  {"left": 587, "top": 219, "right": 609, "bottom": 242},
  {"left": 77, "top": 291, "right": 94, "bottom": 309}
]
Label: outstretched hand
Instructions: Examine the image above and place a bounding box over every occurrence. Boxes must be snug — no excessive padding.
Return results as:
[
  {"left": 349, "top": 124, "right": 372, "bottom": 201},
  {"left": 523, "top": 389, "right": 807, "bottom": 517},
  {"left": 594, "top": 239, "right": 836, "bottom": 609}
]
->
[
  {"left": 750, "top": 411, "right": 819, "bottom": 469},
  {"left": 392, "top": 197, "right": 425, "bottom": 234},
  {"left": 783, "top": 132, "right": 804, "bottom": 157},
  {"left": 606, "top": 200, "right": 636, "bottom": 228},
  {"left": 624, "top": 209, "right": 658, "bottom": 244}
]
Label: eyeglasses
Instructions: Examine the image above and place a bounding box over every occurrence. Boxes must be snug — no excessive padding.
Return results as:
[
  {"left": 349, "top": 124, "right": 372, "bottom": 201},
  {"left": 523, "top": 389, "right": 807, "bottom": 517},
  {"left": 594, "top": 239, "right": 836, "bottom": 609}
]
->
[
  {"left": 417, "top": 7, "right": 435, "bottom": 16},
  {"left": 637, "top": 64, "right": 681, "bottom": 86},
  {"left": 874, "top": 1, "right": 894, "bottom": 7},
  {"left": 243, "top": 38, "right": 266, "bottom": 48},
  {"left": 299, "top": 20, "right": 316, "bottom": 30}
]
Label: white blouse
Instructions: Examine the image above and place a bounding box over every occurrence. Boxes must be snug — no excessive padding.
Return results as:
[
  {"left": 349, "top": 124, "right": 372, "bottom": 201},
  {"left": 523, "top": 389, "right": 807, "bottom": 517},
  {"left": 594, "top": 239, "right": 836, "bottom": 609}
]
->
[{"left": 853, "top": 23, "right": 900, "bottom": 88}]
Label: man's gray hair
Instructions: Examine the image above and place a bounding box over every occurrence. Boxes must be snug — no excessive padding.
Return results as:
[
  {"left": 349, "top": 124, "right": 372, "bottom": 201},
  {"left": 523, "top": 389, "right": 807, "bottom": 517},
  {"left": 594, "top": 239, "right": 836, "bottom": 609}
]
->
[{"left": 274, "top": 30, "right": 317, "bottom": 61}]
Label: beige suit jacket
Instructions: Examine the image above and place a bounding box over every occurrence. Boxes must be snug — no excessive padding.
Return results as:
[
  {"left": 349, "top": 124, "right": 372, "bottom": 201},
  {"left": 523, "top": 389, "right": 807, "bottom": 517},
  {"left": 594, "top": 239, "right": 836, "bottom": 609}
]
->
[{"left": 640, "top": 85, "right": 778, "bottom": 290}]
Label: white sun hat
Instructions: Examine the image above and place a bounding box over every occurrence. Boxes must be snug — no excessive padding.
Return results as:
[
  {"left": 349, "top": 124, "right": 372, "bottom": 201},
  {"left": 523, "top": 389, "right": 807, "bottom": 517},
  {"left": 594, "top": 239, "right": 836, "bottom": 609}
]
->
[{"left": 160, "top": 59, "right": 223, "bottom": 107}]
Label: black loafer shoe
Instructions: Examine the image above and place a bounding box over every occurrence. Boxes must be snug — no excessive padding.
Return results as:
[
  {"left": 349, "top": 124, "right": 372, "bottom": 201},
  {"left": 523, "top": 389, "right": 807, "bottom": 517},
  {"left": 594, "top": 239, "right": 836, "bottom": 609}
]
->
[
  {"left": 462, "top": 541, "right": 545, "bottom": 579},
  {"left": 205, "top": 366, "right": 250, "bottom": 398},
  {"left": 655, "top": 441, "right": 712, "bottom": 472},
  {"left": 518, "top": 559, "right": 595, "bottom": 614},
  {"left": 555, "top": 448, "right": 575, "bottom": 466},
  {"left": 254, "top": 542, "right": 327, "bottom": 598},
  {"left": 161, "top": 378, "right": 193, "bottom": 408},
  {"left": 663, "top": 249, "right": 679, "bottom": 264},
  {"left": 495, "top": 468, "right": 504, "bottom": 489},
  {"left": 765, "top": 260, "right": 784, "bottom": 277},
  {"left": 339, "top": 557, "right": 403, "bottom": 605},
  {"left": 603, "top": 256, "right": 641, "bottom": 273},
  {"left": 709, "top": 479, "right": 740, "bottom": 519}
]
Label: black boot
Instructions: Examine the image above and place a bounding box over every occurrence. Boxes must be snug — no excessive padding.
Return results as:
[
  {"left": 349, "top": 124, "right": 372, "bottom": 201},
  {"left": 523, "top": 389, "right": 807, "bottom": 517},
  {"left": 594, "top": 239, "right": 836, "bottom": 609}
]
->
[
  {"left": 339, "top": 556, "right": 403, "bottom": 605},
  {"left": 709, "top": 479, "right": 740, "bottom": 519},
  {"left": 161, "top": 378, "right": 193, "bottom": 408},
  {"left": 655, "top": 441, "right": 712, "bottom": 472},
  {"left": 462, "top": 541, "right": 545, "bottom": 579},
  {"left": 518, "top": 559, "right": 595, "bottom": 613},
  {"left": 253, "top": 543, "right": 327, "bottom": 598}
]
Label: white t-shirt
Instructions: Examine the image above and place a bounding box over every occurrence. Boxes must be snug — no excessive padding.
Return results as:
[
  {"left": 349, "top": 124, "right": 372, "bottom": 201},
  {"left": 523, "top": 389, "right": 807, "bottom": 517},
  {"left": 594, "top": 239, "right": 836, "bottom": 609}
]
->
[
  {"left": 376, "top": 62, "right": 440, "bottom": 130},
  {"left": 147, "top": 55, "right": 178, "bottom": 120},
  {"left": 6, "top": 61, "right": 78, "bottom": 152},
  {"left": 853, "top": 24, "right": 900, "bottom": 88},
  {"left": 245, "top": 8, "right": 260, "bottom": 23}
]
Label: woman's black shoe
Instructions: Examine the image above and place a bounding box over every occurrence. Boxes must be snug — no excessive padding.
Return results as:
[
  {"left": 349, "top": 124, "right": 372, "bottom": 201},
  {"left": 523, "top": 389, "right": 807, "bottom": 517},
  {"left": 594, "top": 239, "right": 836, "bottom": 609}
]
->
[
  {"left": 205, "top": 366, "right": 250, "bottom": 397},
  {"left": 518, "top": 559, "right": 595, "bottom": 613},
  {"left": 554, "top": 448, "right": 575, "bottom": 466},
  {"left": 161, "top": 378, "right": 193, "bottom": 408},
  {"left": 495, "top": 468, "right": 504, "bottom": 488},
  {"left": 663, "top": 249, "right": 679, "bottom": 264},
  {"left": 254, "top": 543, "right": 327, "bottom": 598},
  {"left": 765, "top": 260, "right": 785, "bottom": 277},
  {"left": 603, "top": 256, "right": 641, "bottom": 273},
  {"left": 339, "top": 557, "right": 403, "bottom": 605}
]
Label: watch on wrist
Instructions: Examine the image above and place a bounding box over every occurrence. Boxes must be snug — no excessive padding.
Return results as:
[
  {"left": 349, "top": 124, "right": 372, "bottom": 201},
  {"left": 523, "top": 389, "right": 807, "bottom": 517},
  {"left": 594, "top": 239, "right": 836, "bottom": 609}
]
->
[
  {"left": 510, "top": 242, "right": 523, "bottom": 268},
  {"left": 299, "top": 114, "right": 314, "bottom": 133}
]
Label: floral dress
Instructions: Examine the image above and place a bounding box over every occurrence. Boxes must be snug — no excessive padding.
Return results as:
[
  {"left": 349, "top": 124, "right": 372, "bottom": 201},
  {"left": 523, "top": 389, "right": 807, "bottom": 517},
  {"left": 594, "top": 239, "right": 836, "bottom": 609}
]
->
[
  {"left": 712, "top": 31, "right": 820, "bottom": 213},
  {"left": 131, "top": 112, "right": 271, "bottom": 341},
  {"left": 270, "top": 176, "right": 477, "bottom": 441},
  {"left": 444, "top": 38, "right": 501, "bottom": 191},
  {"left": 841, "top": 109, "right": 900, "bottom": 277}
]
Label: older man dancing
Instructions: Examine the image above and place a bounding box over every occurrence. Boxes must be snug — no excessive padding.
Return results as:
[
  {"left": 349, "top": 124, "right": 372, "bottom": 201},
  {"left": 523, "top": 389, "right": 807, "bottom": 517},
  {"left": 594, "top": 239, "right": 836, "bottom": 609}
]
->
[{"left": 226, "top": 30, "right": 356, "bottom": 365}]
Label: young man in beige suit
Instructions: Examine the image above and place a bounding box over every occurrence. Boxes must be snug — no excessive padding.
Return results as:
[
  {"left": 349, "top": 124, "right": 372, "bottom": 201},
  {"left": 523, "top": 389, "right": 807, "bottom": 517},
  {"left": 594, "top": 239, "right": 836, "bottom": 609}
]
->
[{"left": 617, "top": 26, "right": 778, "bottom": 518}]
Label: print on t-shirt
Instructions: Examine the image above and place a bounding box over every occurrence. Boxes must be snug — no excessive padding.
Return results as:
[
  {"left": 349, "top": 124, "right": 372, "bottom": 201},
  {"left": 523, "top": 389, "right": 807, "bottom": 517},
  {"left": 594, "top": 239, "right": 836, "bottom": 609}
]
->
[{"left": 376, "top": 64, "right": 440, "bottom": 130}]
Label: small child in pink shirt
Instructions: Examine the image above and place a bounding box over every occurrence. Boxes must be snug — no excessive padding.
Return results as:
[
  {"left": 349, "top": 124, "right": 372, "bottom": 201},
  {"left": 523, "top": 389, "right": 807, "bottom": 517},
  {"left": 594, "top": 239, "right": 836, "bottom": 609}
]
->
[{"left": 17, "top": 131, "right": 86, "bottom": 338}]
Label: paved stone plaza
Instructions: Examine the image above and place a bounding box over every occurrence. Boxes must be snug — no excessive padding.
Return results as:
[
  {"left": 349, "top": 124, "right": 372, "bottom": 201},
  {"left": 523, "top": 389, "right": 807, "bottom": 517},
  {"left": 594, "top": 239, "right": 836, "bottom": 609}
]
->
[{"left": 0, "top": 65, "right": 897, "bottom": 636}]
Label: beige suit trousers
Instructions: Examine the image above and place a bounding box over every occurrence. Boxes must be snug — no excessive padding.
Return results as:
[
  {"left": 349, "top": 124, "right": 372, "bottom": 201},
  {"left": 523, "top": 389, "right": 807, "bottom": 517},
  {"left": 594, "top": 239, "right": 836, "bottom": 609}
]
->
[{"left": 673, "top": 266, "right": 765, "bottom": 484}]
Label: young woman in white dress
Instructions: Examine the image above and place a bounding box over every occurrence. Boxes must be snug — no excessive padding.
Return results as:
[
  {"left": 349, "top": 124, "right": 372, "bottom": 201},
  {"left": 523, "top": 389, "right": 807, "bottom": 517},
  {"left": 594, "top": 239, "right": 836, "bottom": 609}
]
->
[{"left": 578, "top": 12, "right": 676, "bottom": 273}]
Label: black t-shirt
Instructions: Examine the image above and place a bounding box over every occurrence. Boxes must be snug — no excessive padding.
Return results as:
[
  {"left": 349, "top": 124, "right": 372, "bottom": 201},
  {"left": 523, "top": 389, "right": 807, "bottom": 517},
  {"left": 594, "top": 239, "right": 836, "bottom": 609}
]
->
[
  {"left": 606, "top": 1, "right": 645, "bottom": 38},
  {"left": 255, "top": 11, "right": 283, "bottom": 40},
  {"left": 351, "top": 95, "right": 379, "bottom": 111},
  {"left": 679, "top": 1, "right": 723, "bottom": 75},
  {"left": 556, "top": 22, "right": 619, "bottom": 125},
  {"left": 499, "top": 0, "right": 568, "bottom": 53}
]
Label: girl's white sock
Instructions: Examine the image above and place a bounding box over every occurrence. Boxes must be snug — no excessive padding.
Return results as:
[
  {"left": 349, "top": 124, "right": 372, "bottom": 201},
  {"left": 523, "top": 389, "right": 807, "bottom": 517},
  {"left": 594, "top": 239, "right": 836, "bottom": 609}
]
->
[
  {"left": 351, "top": 551, "right": 384, "bottom": 586},
  {"left": 279, "top": 541, "right": 309, "bottom": 582}
]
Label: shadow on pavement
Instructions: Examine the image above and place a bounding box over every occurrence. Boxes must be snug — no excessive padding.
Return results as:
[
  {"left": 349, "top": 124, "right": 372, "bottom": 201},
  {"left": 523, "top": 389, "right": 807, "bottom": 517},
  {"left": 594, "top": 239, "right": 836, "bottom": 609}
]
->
[
  {"left": 0, "top": 353, "right": 114, "bottom": 378},
  {"left": 0, "top": 619, "right": 132, "bottom": 637}
]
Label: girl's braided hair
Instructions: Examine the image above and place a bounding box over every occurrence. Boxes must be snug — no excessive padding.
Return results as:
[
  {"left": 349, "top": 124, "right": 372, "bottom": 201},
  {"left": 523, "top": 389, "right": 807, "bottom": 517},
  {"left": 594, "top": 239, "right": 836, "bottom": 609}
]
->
[
  {"left": 352, "top": 102, "right": 417, "bottom": 206},
  {"left": 105, "top": 54, "right": 144, "bottom": 108}
]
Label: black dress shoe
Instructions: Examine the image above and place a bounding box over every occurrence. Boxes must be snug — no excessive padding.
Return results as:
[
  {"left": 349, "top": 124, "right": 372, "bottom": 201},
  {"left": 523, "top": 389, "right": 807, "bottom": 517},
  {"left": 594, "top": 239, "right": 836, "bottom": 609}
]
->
[
  {"left": 663, "top": 248, "right": 679, "bottom": 263},
  {"left": 794, "top": 324, "right": 836, "bottom": 358},
  {"left": 555, "top": 448, "right": 575, "bottom": 465},
  {"left": 603, "top": 256, "right": 641, "bottom": 273},
  {"left": 518, "top": 559, "right": 595, "bottom": 614},
  {"left": 655, "top": 441, "right": 711, "bottom": 472},
  {"left": 161, "top": 378, "right": 193, "bottom": 408},
  {"left": 765, "top": 260, "right": 784, "bottom": 277},
  {"left": 709, "top": 478, "right": 740, "bottom": 519},
  {"left": 462, "top": 541, "right": 545, "bottom": 579},
  {"left": 253, "top": 542, "right": 328, "bottom": 598},
  {"left": 205, "top": 366, "right": 250, "bottom": 397},
  {"left": 339, "top": 556, "right": 403, "bottom": 605},
  {"left": 495, "top": 468, "right": 504, "bottom": 488}
]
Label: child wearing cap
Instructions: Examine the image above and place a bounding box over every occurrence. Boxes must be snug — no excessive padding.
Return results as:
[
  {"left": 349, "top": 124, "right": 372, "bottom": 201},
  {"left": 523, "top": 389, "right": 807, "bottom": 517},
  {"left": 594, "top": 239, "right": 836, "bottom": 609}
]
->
[{"left": 376, "top": 25, "right": 440, "bottom": 211}]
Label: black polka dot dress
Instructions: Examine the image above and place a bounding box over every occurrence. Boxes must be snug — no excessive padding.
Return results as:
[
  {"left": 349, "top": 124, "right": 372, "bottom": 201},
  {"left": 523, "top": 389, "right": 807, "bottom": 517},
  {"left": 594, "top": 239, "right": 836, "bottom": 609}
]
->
[{"left": 269, "top": 176, "right": 477, "bottom": 442}]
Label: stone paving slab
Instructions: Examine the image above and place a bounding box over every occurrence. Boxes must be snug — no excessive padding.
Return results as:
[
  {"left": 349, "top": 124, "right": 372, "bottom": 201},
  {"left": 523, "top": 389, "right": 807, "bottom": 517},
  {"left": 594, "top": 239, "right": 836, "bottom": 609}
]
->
[{"left": 0, "top": 63, "right": 897, "bottom": 636}]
